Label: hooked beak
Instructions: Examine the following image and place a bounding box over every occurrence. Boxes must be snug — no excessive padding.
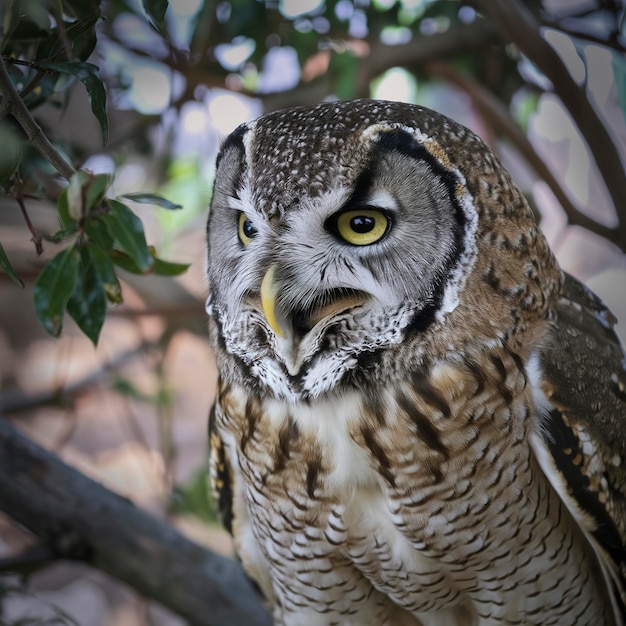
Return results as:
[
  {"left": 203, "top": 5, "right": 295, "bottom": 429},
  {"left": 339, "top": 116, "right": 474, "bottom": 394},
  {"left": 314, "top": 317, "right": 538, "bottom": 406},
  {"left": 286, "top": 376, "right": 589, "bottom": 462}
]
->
[
  {"left": 260, "top": 264, "right": 285, "bottom": 337},
  {"left": 258, "top": 263, "right": 368, "bottom": 340}
]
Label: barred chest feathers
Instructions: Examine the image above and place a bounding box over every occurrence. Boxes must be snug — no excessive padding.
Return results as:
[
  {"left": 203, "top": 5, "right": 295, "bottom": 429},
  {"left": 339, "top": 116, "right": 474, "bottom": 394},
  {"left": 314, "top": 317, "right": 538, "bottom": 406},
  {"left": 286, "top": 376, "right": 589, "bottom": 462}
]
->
[{"left": 211, "top": 350, "right": 616, "bottom": 625}]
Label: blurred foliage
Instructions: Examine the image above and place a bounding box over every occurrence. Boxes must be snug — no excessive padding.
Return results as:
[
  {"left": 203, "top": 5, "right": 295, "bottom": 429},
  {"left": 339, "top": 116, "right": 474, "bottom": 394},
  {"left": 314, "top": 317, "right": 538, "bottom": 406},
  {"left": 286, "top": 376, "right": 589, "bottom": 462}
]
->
[
  {"left": 0, "top": 583, "right": 80, "bottom": 625},
  {"left": 170, "top": 467, "right": 220, "bottom": 525}
]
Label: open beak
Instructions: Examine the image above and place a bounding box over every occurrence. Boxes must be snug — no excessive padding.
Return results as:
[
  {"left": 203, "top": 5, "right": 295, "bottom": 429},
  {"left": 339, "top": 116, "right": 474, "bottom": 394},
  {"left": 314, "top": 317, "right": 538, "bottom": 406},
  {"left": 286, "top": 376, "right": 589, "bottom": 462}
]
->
[{"left": 258, "top": 263, "right": 368, "bottom": 339}]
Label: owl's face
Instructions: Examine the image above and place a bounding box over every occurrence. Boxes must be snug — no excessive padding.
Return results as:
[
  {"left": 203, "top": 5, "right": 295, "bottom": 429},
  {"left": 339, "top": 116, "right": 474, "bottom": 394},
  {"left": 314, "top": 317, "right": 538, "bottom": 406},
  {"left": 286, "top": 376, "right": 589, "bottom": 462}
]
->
[{"left": 206, "top": 100, "right": 560, "bottom": 401}]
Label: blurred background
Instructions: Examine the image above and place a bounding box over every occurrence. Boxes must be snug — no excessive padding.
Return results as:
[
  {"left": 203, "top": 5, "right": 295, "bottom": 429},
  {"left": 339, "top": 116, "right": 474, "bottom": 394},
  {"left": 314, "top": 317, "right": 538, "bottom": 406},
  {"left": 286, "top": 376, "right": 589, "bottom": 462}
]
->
[{"left": 0, "top": 0, "right": 625, "bottom": 624}]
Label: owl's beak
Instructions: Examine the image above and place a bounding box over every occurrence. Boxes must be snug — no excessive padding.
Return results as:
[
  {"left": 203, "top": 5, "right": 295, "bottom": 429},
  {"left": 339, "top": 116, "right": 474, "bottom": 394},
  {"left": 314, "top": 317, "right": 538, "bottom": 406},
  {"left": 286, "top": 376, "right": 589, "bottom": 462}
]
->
[
  {"left": 260, "top": 264, "right": 285, "bottom": 338},
  {"left": 259, "top": 264, "right": 368, "bottom": 341}
]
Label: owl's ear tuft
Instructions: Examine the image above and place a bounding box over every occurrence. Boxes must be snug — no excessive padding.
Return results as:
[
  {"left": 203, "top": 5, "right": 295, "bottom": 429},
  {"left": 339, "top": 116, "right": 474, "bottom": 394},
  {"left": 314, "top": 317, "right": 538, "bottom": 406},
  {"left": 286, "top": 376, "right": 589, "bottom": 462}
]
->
[{"left": 216, "top": 123, "right": 249, "bottom": 170}]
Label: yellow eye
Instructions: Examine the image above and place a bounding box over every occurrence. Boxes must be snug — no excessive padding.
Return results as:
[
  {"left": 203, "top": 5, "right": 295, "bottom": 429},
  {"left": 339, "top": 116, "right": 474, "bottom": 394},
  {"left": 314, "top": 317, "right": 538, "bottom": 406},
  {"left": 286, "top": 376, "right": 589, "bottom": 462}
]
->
[
  {"left": 238, "top": 212, "right": 257, "bottom": 245},
  {"left": 336, "top": 209, "right": 389, "bottom": 246}
]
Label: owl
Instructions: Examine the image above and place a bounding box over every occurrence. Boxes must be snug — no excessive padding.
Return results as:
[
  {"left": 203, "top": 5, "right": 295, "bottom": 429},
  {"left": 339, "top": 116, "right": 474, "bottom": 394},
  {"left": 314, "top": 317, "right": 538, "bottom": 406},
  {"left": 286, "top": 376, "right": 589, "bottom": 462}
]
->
[{"left": 205, "top": 99, "right": 626, "bottom": 626}]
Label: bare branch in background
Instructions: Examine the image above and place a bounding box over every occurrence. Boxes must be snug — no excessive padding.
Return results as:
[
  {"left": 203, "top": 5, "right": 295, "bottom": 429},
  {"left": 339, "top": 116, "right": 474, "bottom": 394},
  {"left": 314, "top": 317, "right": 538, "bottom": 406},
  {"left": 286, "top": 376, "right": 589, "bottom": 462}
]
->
[
  {"left": 0, "top": 417, "right": 271, "bottom": 626},
  {"left": 0, "top": 56, "right": 76, "bottom": 181},
  {"left": 260, "top": 19, "right": 499, "bottom": 111},
  {"left": 467, "top": 0, "right": 626, "bottom": 246},
  {"left": 426, "top": 61, "right": 624, "bottom": 249},
  {"left": 0, "top": 340, "right": 162, "bottom": 415}
]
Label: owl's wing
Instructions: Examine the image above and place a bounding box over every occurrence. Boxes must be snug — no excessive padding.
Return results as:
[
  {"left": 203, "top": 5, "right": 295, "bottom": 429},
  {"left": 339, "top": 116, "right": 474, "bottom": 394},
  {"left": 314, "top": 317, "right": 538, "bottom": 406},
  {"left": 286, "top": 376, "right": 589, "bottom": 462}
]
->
[
  {"left": 208, "top": 406, "right": 274, "bottom": 604},
  {"left": 209, "top": 405, "right": 234, "bottom": 535},
  {"left": 533, "top": 271, "right": 626, "bottom": 616}
]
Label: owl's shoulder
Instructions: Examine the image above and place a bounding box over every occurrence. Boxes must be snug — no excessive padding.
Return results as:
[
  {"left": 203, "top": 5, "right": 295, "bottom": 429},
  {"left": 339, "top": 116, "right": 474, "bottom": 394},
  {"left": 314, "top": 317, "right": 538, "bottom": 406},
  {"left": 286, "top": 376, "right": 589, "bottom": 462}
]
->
[{"left": 533, "top": 271, "right": 626, "bottom": 598}]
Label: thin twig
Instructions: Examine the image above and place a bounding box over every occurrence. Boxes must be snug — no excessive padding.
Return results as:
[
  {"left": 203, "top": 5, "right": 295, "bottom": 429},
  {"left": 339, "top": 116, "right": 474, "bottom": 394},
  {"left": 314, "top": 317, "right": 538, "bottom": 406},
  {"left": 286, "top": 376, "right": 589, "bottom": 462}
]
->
[
  {"left": 542, "top": 18, "right": 626, "bottom": 52},
  {"left": 258, "top": 19, "right": 499, "bottom": 111},
  {"left": 18, "top": 67, "right": 49, "bottom": 101},
  {"left": 12, "top": 172, "right": 44, "bottom": 256},
  {"left": 1, "top": 56, "right": 56, "bottom": 73},
  {"left": 0, "top": 340, "right": 161, "bottom": 414},
  {"left": 0, "top": 55, "right": 76, "bottom": 180}
]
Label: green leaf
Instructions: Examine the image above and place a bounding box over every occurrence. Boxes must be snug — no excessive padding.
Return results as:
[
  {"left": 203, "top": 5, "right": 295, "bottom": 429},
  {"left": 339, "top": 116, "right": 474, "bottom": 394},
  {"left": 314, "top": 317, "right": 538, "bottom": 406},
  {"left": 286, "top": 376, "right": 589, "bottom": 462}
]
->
[
  {"left": 46, "top": 62, "right": 108, "bottom": 145},
  {"left": 91, "top": 245, "right": 123, "bottom": 304},
  {"left": 152, "top": 256, "right": 190, "bottom": 276},
  {"left": 19, "top": 0, "right": 51, "bottom": 32},
  {"left": 110, "top": 249, "right": 144, "bottom": 274},
  {"left": 143, "top": 0, "right": 169, "bottom": 31},
  {"left": 103, "top": 200, "right": 154, "bottom": 272},
  {"left": 1, "top": 0, "right": 22, "bottom": 53},
  {"left": 85, "top": 172, "right": 111, "bottom": 211},
  {"left": 119, "top": 192, "right": 183, "bottom": 210},
  {"left": 46, "top": 224, "right": 79, "bottom": 242},
  {"left": 110, "top": 247, "right": 188, "bottom": 277},
  {"left": 0, "top": 239, "right": 24, "bottom": 287},
  {"left": 33, "top": 246, "right": 79, "bottom": 337},
  {"left": 66, "top": 246, "right": 107, "bottom": 345},
  {"left": 66, "top": 170, "right": 111, "bottom": 220},
  {"left": 57, "top": 188, "right": 74, "bottom": 228},
  {"left": 84, "top": 215, "right": 113, "bottom": 248},
  {"left": 36, "top": 14, "right": 100, "bottom": 62},
  {"left": 66, "top": 169, "right": 91, "bottom": 220}
]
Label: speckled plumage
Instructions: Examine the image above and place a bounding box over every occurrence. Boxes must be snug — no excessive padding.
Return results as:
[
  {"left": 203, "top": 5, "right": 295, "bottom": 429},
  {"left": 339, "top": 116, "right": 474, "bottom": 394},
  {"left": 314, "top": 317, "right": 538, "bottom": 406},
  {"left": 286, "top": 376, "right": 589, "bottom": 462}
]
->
[{"left": 205, "top": 99, "right": 626, "bottom": 625}]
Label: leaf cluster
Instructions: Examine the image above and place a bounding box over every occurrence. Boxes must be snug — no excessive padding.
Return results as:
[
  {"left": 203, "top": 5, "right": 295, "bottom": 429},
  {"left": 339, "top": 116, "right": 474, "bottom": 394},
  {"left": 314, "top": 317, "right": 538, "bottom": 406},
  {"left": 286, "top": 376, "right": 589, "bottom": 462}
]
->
[
  {"left": 0, "top": 0, "right": 188, "bottom": 345},
  {"left": 33, "top": 173, "right": 186, "bottom": 344}
]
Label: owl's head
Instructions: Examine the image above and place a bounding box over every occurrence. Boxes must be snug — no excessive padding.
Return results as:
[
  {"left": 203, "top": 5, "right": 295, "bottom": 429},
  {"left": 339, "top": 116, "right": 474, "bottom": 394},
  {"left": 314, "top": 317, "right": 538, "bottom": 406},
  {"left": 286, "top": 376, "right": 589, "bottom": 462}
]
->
[{"left": 206, "top": 99, "right": 560, "bottom": 401}]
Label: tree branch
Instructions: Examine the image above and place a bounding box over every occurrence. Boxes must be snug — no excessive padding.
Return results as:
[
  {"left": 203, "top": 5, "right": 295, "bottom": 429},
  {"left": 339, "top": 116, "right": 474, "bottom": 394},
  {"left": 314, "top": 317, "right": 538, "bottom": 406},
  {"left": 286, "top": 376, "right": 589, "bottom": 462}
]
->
[
  {"left": 467, "top": 0, "right": 626, "bottom": 246},
  {"left": 259, "top": 19, "right": 499, "bottom": 111},
  {"left": 0, "top": 417, "right": 271, "bottom": 626},
  {"left": 0, "top": 340, "right": 160, "bottom": 415},
  {"left": 0, "top": 55, "right": 76, "bottom": 181},
  {"left": 426, "top": 60, "right": 624, "bottom": 251}
]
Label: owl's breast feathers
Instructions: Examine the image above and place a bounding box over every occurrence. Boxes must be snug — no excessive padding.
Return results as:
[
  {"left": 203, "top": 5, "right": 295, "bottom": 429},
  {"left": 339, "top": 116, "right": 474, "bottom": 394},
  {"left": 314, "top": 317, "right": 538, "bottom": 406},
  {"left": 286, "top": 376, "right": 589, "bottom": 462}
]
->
[{"left": 210, "top": 273, "right": 626, "bottom": 625}]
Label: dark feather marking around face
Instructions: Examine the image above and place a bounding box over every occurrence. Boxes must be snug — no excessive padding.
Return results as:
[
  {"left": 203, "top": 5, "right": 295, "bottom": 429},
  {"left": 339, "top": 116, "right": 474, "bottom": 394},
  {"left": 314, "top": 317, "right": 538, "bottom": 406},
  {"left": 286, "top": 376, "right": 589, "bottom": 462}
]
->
[
  {"left": 375, "top": 129, "right": 466, "bottom": 251},
  {"left": 406, "top": 304, "right": 438, "bottom": 336},
  {"left": 362, "top": 129, "right": 469, "bottom": 336},
  {"left": 208, "top": 125, "right": 249, "bottom": 262},
  {"left": 396, "top": 389, "right": 448, "bottom": 458}
]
